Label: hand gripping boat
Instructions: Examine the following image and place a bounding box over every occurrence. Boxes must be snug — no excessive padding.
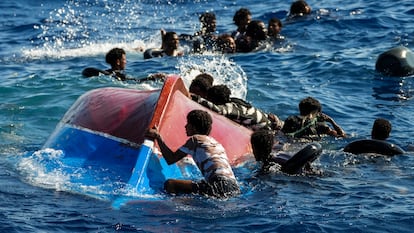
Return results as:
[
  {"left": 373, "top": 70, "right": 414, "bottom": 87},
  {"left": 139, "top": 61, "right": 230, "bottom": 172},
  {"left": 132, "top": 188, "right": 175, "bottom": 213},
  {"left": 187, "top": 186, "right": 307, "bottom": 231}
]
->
[{"left": 42, "top": 75, "right": 253, "bottom": 207}]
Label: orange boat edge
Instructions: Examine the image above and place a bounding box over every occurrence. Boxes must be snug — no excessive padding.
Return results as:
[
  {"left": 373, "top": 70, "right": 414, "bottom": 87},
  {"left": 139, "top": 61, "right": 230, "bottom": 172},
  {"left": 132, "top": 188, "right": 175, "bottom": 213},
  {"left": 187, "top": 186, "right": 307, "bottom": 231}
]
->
[{"left": 41, "top": 75, "right": 253, "bottom": 206}]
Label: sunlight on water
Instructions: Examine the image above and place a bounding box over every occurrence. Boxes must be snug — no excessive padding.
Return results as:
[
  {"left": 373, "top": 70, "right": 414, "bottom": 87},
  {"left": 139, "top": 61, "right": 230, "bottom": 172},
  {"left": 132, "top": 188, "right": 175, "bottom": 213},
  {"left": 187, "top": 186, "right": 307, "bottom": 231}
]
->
[
  {"left": 23, "top": 0, "right": 147, "bottom": 60},
  {"left": 21, "top": 41, "right": 146, "bottom": 60},
  {"left": 177, "top": 55, "right": 248, "bottom": 99},
  {"left": 2, "top": 0, "right": 414, "bottom": 231},
  {"left": 17, "top": 148, "right": 69, "bottom": 191}
]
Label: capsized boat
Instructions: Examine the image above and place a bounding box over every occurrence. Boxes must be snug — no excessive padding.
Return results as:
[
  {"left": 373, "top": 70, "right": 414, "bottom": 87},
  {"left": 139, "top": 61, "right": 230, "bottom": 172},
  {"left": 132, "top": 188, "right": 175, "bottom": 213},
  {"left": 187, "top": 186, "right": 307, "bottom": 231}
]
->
[{"left": 42, "top": 75, "right": 253, "bottom": 207}]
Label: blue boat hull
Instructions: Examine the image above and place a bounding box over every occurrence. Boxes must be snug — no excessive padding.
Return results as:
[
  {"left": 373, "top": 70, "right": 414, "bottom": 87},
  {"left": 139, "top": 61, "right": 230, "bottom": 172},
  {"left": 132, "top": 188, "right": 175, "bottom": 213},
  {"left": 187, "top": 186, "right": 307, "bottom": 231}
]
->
[{"left": 40, "top": 76, "right": 252, "bottom": 207}]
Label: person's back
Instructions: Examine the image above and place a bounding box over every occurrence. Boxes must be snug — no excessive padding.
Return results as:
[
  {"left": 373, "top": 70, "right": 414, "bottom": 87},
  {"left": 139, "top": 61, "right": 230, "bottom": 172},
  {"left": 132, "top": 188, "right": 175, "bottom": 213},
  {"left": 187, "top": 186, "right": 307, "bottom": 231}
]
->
[
  {"left": 192, "top": 84, "right": 279, "bottom": 131},
  {"left": 343, "top": 118, "right": 404, "bottom": 155},
  {"left": 146, "top": 109, "right": 240, "bottom": 198}
]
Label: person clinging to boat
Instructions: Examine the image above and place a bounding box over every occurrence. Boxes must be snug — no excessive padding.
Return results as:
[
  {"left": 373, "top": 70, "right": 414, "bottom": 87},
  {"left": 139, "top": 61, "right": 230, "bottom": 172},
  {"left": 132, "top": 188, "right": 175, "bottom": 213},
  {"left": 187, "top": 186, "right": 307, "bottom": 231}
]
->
[
  {"left": 191, "top": 84, "right": 283, "bottom": 131},
  {"left": 145, "top": 110, "right": 240, "bottom": 198},
  {"left": 188, "top": 73, "right": 214, "bottom": 99},
  {"left": 281, "top": 96, "right": 346, "bottom": 140}
]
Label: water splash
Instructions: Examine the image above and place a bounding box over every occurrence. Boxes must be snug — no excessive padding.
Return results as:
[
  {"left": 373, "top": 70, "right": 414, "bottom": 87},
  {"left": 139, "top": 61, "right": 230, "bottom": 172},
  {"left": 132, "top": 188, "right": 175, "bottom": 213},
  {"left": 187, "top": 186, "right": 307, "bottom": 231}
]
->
[
  {"left": 22, "top": 0, "right": 146, "bottom": 59},
  {"left": 177, "top": 55, "right": 248, "bottom": 99}
]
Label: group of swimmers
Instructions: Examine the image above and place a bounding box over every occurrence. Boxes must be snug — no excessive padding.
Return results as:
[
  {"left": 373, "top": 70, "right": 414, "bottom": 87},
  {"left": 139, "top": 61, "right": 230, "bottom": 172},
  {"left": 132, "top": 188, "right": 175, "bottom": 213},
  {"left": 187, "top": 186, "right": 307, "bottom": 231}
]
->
[
  {"left": 83, "top": 0, "right": 313, "bottom": 79},
  {"left": 142, "top": 0, "right": 313, "bottom": 58},
  {"left": 81, "top": 1, "right": 404, "bottom": 199},
  {"left": 144, "top": 71, "right": 399, "bottom": 199}
]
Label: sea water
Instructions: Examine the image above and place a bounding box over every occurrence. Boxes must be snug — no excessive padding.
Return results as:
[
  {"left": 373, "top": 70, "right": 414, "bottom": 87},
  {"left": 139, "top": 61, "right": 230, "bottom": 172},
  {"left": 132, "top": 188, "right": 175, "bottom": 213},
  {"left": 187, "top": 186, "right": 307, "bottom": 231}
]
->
[{"left": 1, "top": 0, "right": 414, "bottom": 232}]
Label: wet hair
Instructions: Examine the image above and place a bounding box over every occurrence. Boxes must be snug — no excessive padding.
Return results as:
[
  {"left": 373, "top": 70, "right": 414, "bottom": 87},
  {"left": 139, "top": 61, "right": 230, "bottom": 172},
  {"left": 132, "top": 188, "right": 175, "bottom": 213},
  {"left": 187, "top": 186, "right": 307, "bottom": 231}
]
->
[
  {"left": 163, "top": 31, "right": 178, "bottom": 43},
  {"left": 371, "top": 118, "right": 392, "bottom": 140},
  {"left": 299, "top": 97, "right": 322, "bottom": 116},
  {"left": 207, "top": 84, "right": 231, "bottom": 105},
  {"left": 216, "top": 34, "right": 236, "bottom": 53},
  {"left": 105, "top": 48, "right": 125, "bottom": 66},
  {"left": 289, "top": 0, "right": 312, "bottom": 16},
  {"left": 233, "top": 8, "right": 251, "bottom": 26},
  {"left": 246, "top": 20, "right": 267, "bottom": 41},
  {"left": 189, "top": 74, "right": 213, "bottom": 97},
  {"left": 250, "top": 130, "right": 274, "bottom": 162},
  {"left": 199, "top": 12, "right": 216, "bottom": 23},
  {"left": 187, "top": 110, "right": 212, "bottom": 135},
  {"left": 268, "top": 18, "right": 282, "bottom": 28},
  {"left": 194, "top": 73, "right": 214, "bottom": 86}
]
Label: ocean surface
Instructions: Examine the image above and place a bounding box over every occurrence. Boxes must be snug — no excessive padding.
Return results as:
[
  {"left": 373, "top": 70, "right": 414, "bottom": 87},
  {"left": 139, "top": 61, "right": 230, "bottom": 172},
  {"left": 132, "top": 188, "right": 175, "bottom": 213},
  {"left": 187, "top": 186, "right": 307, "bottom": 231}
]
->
[{"left": 1, "top": 0, "right": 414, "bottom": 232}]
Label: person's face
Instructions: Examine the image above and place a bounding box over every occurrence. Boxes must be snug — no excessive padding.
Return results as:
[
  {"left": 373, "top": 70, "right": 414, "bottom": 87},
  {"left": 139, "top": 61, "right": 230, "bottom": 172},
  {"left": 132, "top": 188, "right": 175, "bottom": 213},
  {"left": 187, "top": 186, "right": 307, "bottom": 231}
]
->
[
  {"left": 117, "top": 54, "right": 127, "bottom": 70},
  {"left": 221, "top": 37, "right": 236, "bottom": 53},
  {"left": 252, "top": 143, "right": 269, "bottom": 162},
  {"left": 166, "top": 34, "right": 179, "bottom": 50},
  {"left": 189, "top": 86, "right": 207, "bottom": 98},
  {"left": 204, "top": 19, "right": 216, "bottom": 33},
  {"left": 255, "top": 22, "right": 267, "bottom": 40},
  {"left": 185, "top": 122, "right": 196, "bottom": 136},
  {"left": 252, "top": 144, "right": 262, "bottom": 162},
  {"left": 239, "top": 15, "right": 251, "bottom": 28},
  {"left": 268, "top": 22, "right": 281, "bottom": 36}
]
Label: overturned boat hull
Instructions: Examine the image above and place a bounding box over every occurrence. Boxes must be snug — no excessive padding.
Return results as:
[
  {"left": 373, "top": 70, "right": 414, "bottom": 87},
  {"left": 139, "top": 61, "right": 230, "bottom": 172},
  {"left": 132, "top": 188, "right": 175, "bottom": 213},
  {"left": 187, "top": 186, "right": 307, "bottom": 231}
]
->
[{"left": 42, "top": 75, "right": 253, "bottom": 206}]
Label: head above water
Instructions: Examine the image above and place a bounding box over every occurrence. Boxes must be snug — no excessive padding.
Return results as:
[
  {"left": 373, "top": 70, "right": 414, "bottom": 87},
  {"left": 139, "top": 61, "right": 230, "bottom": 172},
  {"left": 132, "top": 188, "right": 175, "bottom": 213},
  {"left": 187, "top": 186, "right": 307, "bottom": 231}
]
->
[
  {"left": 246, "top": 20, "right": 267, "bottom": 41},
  {"left": 233, "top": 8, "right": 252, "bottom": 29},
  {"left": 216, "top": 34, "right": 237, "bottom": 53},
  {"left": 207, "top": 84, "right": 231, "bottom": 105},
  {"left": 299, "top": 97, "right": 322, "bottom": 116},
  {"left": 289, "top": 0, "right": 312, "bottom": 17},
  {"left": 268, "top": 18, "right": 282, "bottom": 37},
  {"left": 186, "top": 109, "right": 213, "bottom": 135},
  {"left": 199, "top": 12, "right": 216, "bottom": 34},
  {"left": 105, "top": 48, "right": 126, "bottom": 70},
  {"left": 371, "top": 118, "right": 392, "bottom": 140},
  {"left": 250, "top": 130, "right": 274, "bottom": 162},
  {"left": 189, "top": 73, "right": 214, "bottom": 98},
  {"left": 162, "top": 31, "right": 180, "bottom": 51}
]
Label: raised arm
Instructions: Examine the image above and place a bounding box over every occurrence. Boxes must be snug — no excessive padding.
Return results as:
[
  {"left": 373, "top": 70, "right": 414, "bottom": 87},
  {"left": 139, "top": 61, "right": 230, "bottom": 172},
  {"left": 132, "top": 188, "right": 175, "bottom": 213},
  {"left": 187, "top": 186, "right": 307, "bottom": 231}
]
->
[{"left": 318, "top": 113, "right": 346, "bottom": 137}]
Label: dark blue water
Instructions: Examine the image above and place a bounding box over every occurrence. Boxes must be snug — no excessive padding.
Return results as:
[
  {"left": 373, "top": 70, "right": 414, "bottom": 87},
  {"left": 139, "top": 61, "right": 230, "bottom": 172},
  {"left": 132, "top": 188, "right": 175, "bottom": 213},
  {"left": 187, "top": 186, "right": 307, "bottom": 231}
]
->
[{"left": 1, "top": 0, "right": 414, "bottom": 232}]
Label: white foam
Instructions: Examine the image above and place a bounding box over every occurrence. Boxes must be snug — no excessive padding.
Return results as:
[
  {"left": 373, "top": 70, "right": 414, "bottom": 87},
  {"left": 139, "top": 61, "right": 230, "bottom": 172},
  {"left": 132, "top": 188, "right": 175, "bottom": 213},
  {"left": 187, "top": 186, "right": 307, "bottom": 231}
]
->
[{"left": 177, "top": 55, "right": 248, "bottom": 99}]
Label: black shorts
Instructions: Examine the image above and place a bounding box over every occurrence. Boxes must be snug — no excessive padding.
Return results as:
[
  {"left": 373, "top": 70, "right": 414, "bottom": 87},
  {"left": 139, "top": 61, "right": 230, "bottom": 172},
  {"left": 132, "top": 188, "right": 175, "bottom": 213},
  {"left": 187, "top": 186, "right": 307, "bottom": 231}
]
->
[{"left": 192, "top": 176, "right": 240, "bottom": 198}]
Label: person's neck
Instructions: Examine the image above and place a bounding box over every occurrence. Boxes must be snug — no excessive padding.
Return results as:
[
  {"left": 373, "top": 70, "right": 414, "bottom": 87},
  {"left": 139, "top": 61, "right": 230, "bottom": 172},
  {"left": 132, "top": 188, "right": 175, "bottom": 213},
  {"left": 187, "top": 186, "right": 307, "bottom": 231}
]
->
[
  {"left": 110, "top": 66, "right": 122, "bottom": 71},
  {"left": 164, "top": 48, "right": 177, "bottom": 56}
]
